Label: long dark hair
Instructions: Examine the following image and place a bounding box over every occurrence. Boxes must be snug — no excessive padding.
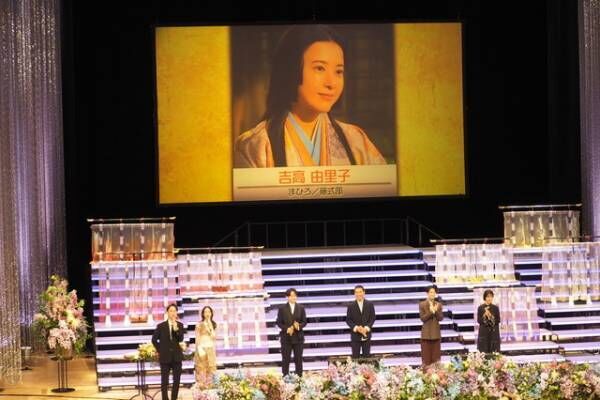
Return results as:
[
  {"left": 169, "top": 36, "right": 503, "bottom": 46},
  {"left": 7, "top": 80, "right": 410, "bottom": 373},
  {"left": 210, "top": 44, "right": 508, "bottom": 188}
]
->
[
  {"left": 264, "top": 25, "right": 356, "bottom": 166},
  {"left": 200, "top": 306, "right": 217, "bottom": 329}
]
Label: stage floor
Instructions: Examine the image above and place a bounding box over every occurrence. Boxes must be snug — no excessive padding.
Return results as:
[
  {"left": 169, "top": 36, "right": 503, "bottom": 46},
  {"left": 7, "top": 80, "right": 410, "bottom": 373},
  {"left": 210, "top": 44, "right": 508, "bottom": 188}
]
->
[{"left": 0, "top": 354, "right": 196, "bottom": 400}]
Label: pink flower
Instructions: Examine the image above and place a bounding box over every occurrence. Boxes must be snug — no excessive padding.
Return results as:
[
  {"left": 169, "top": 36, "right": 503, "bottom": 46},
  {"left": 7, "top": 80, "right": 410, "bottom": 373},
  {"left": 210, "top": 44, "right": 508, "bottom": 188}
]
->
[{"left": 47, "top": 321, "right": 77, "bottom": 350}]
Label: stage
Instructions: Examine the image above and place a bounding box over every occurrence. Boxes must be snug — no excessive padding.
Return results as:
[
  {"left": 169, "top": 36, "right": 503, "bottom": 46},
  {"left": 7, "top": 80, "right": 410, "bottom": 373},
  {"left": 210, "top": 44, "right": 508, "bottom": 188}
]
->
[
  {"left": 0, "top": 355, "right": 148, "bottom": 400},
  {"left": 4, "top": 236, "right": 600, "bottom": 399},
  {"left": 2, "top": 0, "right": 600, "bottom": 398},
  {"left": 74, "top": 237, "right": 600, "bottom": 394},
  {"left": 1, "top": 350, "right": 598, "bottom": 400}
]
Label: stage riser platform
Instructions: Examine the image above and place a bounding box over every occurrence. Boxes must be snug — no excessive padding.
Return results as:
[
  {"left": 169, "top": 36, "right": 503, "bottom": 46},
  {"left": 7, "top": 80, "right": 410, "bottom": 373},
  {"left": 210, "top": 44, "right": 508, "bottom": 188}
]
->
[{"left": 93, "top": 245, "right": 600, "bottom": 390}]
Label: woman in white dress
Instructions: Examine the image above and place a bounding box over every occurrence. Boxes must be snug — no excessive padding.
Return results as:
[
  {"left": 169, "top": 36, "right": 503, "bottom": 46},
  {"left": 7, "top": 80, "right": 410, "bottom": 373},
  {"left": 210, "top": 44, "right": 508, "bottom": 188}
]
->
[{"left": 194, "top": 306, "right": 217, "bottom": 388}]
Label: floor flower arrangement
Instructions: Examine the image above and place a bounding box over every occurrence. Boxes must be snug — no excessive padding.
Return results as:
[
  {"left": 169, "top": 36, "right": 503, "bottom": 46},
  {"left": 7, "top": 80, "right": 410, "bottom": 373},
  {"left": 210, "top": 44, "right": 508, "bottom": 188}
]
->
[{"left": 191, "top": 353, "right": 600, "bottom": 400}]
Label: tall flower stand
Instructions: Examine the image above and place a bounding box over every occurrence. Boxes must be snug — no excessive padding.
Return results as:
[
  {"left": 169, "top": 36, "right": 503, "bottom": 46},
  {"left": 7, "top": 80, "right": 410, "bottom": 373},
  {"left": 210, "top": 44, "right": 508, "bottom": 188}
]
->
[
  {"left": 50, "top": 355, "right": 75, "bottom": 393},
  {"left": 129, "top": 359, "right": 152, "bottom": 400}
]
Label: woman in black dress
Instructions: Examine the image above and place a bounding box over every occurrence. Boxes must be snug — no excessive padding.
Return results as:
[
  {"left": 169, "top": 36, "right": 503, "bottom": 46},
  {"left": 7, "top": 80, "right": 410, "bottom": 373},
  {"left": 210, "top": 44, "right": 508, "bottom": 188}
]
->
[{"left": 477, "top": 289, "right": 501, "bottom": 353}]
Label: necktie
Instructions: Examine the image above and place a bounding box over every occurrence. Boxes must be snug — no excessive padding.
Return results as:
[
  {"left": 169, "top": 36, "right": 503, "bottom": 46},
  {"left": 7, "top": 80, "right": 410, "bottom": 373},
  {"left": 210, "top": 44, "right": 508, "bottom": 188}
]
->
[{"left": 170, "top": 323, "right": 174, "bottom": 341}]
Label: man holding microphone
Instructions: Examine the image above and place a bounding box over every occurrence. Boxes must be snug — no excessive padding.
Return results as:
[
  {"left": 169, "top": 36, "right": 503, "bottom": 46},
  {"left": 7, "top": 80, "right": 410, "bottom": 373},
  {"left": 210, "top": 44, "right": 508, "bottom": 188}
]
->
[{"left": 152, "top": 304, "right": 185, "bottom": 400}]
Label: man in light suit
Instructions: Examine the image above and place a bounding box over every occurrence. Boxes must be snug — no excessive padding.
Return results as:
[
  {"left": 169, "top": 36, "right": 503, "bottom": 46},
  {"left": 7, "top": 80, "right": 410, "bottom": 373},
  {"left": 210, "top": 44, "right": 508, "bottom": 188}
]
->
[
  {"left": 276, "top": 288, "right": 307, "bottom": 376},
  {"left": 152, "top": 304, "right": 185, "bottom": 400},
  {"left": 346, "top": 285, "right": 376, "bottom": 358}
]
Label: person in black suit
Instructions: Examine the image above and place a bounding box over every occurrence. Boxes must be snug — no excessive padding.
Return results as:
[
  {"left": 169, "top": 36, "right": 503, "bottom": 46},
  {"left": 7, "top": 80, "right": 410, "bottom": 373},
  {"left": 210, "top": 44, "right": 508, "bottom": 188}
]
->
[
  {"left": 152, "top": 304, "right": 185, "bottom": 400},
  {"left": 276, "top": 288, "right": 307, "bottom": 376},
  {"left": 346, "top": 285, "right": 376, "bottom": 358}
]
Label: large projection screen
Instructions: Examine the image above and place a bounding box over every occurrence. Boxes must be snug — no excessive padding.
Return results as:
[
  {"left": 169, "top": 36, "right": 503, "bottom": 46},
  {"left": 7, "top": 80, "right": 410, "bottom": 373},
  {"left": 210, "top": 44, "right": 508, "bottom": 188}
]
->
[{"left": 155, "top": 23, "right": 465, "bottom": 204}]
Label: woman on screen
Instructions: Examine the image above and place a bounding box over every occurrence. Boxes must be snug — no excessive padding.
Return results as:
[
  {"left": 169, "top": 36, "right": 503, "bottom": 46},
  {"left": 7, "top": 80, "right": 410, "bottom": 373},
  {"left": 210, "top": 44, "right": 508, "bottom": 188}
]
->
[
  {"left": 194, "top": 306, "right": 217, "bottom": 388},
  {"left": 234, "top": 25, "right": 386, "bottom": 168}
]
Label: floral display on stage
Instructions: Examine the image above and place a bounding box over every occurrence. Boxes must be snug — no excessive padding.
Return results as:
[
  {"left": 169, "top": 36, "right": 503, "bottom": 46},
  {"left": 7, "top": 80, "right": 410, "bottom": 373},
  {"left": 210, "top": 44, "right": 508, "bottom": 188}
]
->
[
  {"left": 129, "top": 342, "right": 158, "bottom": 361},
  {"left": 123, "top": 341, "right": 195, "bottom": 362},
  {"left": 32, "top": 275, "right": 90, "bottom": 359},
  {"left": 191, "top": 353, "right": 600, "bottom": 400}
]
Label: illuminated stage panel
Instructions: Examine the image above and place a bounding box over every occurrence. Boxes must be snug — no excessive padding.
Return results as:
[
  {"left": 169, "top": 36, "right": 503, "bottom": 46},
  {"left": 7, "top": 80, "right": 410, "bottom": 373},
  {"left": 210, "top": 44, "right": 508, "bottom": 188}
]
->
[{"left": 89, "top": 225, "right": 600, "bottom": 392}]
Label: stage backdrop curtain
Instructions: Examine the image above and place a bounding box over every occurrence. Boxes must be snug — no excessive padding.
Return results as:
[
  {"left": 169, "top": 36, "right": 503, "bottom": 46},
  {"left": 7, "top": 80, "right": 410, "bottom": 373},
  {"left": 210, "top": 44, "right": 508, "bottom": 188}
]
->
[
  {"left": 580, "top": 0, "right": 600, "bottom": 238},
  {"left": 0, "top": 0, "right": 66, "bottom": 383}
]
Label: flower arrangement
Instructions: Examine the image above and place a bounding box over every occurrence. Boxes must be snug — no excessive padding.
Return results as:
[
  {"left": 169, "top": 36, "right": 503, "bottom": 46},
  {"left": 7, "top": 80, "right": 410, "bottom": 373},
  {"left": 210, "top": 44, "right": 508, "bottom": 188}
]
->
[
  {"left": 133, "top": 342, "right": 158, "bottom": 361},
  {"left": 247, "top": 370, "right": 284, "bottom": 400},
  {"left": 218, "top": 373, "right": 267, "bottom": 400},
  {"left": 191, "top": 353, "right": 600, "bottom": 400},
  {"left": 125, "top": 341, "right": 193, "bottom": 363},
  {"left": 191, "top": 386, "right": 220, "bottom": 400},
  {"left": 446, "top": 352, "right": 518, "bottom": 398},
  {"left": 32, "top": 275, "right": 90, "bottom": 358},
  {"left": 513, "top": 360, "right": 598, "bottom": 400}
]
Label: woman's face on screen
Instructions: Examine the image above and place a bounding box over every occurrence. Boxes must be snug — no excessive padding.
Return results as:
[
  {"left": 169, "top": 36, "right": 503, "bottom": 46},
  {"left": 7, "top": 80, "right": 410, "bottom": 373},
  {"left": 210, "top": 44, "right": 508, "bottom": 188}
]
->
[{"left": 295, "top": 41, "right": 344, "bottom": 114}]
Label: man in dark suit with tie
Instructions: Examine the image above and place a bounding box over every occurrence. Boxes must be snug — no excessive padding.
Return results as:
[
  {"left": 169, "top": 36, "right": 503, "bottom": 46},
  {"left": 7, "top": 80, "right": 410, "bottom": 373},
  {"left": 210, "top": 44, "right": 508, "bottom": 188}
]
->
[
  {"left": 276, "top": 288, "right": 307, "bottom": 376},
  {"left": 152, "top": 304, "right": 185, "bottom": 400},
  {"left": 346, "top": 285, "right": 376, "bottom": 358}
]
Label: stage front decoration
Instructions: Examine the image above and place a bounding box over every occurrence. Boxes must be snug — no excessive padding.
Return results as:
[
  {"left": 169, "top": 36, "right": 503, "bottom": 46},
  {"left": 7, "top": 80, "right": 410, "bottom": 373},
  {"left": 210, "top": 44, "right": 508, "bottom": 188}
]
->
[
  {"left": 190, "top": 354, "right": 600, "bottom": 400},
  {"left": 541, "top": 242, "right": 600, "bottom": 305},
  {"left": 500, "top": 204, "right": 581, "bottom": 247},
  {"left": 181, "top": 250, "right": 268, "bottom": 353},
  {"left": 435, "top": 243, "right": 516, "bottom": 284},
  {"left": 89, "top": 218, "right": 269, "bottom": 389},
  {"left": 473, "top": 287, "right": 539, "bottom": 342},
  {"left": 90, "top": 219, "right": 178, "bottom": 326}
]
